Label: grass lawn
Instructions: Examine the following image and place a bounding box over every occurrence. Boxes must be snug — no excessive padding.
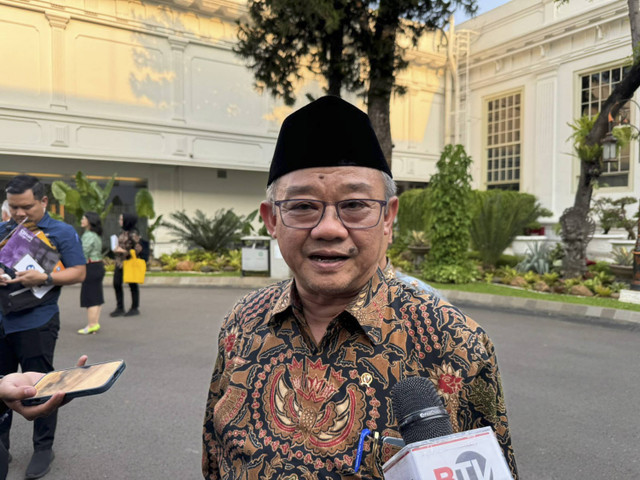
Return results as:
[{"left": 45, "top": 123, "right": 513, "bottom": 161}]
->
[{"left": 430, "top": 281, "right": 640, "bottom": 313}]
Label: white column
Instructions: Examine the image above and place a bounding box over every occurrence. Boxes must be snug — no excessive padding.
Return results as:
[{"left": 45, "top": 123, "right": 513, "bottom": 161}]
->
[
  {"left": 45, "top": 10, "right": 70, "bottom": 110},
  {"left": 168, "top": 36, "right": 188, "bottom": 122},
  {"left": 534, "top": 73, "right": 557, "bottom": 210}
]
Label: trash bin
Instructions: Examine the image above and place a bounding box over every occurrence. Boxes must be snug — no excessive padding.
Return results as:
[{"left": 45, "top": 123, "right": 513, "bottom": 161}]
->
[
  {"left": 241, "top": 236, "right": 270, "bottom": 276},
  {"left": 269, "top": 239, "right": 290, "bottom": 279}
]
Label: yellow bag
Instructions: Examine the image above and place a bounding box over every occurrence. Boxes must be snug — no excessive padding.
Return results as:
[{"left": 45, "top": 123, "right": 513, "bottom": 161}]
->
[{"left": 122, "top": 249, "right": 146, "bottom": 284}]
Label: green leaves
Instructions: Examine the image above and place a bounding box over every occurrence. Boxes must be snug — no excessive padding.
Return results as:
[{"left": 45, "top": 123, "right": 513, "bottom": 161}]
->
[
  {"left": 161, "top": 209, "right": 256, "bottom": 253},
  {"left": 470, "top": 190, "right": 551, "bottom": 268},
  {"left": 422, "top": 144, "right": 478, "bottom": 283},
  {"left": 135, "top": 188, "right": 156, "bottom": 219},
  {"left": 396, "top": 188, "right": 432, "bottom": 236},
  {"left": 568, "top": 115, "right": 603, "bottom": 164},
  {"left": 50, "top": 171, "right": 117, "bottom": 223}
]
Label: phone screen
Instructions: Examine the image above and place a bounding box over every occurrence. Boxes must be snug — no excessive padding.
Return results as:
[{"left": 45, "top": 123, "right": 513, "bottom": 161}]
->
[{"left": 29, "top": 360, "right": 125, "bottom": 401}]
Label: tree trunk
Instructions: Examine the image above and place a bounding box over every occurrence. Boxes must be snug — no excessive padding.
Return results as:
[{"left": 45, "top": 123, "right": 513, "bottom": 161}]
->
[
  {"left": 366, "top": 0, "right": 399, "bottom": 171},
  {"left": 326, "top": 28, "right": 345, "bottom": 97},
  {"left": 562, "top": 3, "right": 640, "bottom": 277},
  {"left": 367, "top": 86, "right": 393, "bottom": 169}
]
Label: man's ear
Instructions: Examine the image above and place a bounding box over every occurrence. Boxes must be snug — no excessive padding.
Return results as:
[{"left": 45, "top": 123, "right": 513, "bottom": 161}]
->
[
  {"left": 260, "top": 201, "right": 277, "bottom": 238},
  {"left": 383, "top": 197, "right": 399, "bottom": 237}
]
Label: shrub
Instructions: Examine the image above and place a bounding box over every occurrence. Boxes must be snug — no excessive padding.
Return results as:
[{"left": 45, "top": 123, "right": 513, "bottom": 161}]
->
[
  {"left": 158, "top": 249, "right": 242, "bottom": 272},
  {"left": 470, "top": 190, "right": 552, "bottom": 268},
  {"left": 396, "top": 188, "right": 432, "bottom": 237},
  {"left": 495, "top": 266, "right": 518, "bottom": 284},
  {"left": 421, "top": 263, "right": 479, "bottom": 284},
  {"left": 516, "top": 242, "right": 552, "bottom": 274},
  {"left": 496, "top": 254, "right": 521, "bottom": 268},
  {"left": 423, "top": 145, "right": 474, "bottom": 284},
  {"left": 162, "top": 209, "right": 257, "bottom": 253},
  {"left": 591, "top": 196, "right": 637, "bottom": 238},
  {"left": 611, "top": 246, "right": 633, "bottom": 266}
]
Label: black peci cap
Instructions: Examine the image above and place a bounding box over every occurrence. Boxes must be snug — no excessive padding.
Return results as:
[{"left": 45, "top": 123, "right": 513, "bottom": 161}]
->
[{"left": 267, "top": 96, "right": 391, "bottom": 186}]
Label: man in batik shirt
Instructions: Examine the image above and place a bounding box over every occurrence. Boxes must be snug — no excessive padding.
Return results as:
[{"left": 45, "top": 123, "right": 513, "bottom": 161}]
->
[{"left": 202, "top": 96, "right": 518, "bottom": 479}]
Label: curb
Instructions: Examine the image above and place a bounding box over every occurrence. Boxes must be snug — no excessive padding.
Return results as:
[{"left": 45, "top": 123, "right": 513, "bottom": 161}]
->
[
  {"left": 441, "top": 289, "right": 640, "bottom": 329},
  {"left": 99, "top": 275, "right": 640, "bottom": 328}
]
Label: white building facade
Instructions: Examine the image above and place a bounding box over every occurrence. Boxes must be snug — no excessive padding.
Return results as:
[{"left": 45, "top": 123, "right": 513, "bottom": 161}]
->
[
  {"left": 456, "top": 0, "right": 634, "bottom": 229},
  {"left": 0, "top": 0, "right": 634, "bottom": 252}
]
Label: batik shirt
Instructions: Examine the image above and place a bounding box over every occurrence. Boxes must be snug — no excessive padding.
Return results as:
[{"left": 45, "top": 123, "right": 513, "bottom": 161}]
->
[{"left": 203, "top": 268, "right": 518, "bottom": 479}]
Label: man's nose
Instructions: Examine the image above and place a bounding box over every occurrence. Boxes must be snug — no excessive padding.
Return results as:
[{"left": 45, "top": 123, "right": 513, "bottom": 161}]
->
[{"left": 310, "top": 205, "right": 348, "bottom": 238}]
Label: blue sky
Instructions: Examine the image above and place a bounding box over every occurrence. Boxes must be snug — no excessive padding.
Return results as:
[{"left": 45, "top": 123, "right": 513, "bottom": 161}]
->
[{"left": 454, "top": 0, "right": 512, "bottom": 23}]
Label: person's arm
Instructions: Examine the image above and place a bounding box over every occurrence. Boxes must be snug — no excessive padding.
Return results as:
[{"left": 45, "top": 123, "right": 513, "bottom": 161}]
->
[
  {"left": 203, "top": 308, "right": 242, "bottom": 480},
  {"left": 457, "top": 331, "right": 519, "bottom": 480},
  {"left": 9, "top": 264, "right": 86, "bottom": 287},
  {"left": 4, "top": 223, "right": 87, "bottom": 286},
  {"left": 0, "top": 355, "right": 88, "bottom": 421}
]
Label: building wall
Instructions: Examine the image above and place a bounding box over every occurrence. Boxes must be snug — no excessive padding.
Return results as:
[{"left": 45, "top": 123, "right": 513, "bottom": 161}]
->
[
  {"left": 0, "top": 0, "right": 448, "bottom": 253},
  {"left": 458, "top": 0, "right": 633, "bottom": 222}
]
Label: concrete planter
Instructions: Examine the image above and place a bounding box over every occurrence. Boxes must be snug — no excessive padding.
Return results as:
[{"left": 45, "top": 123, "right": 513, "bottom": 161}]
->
[
  {"left": 408, "top": 245, "right": 431, "bottom": 268},
  {"left": 587, "top": 234, "right": 628, "bottom": 262},
  {"left": 505, "top": 235, "right": 551, "bottom": 257},
  {"left": 609, "top": 264, "right": 633, "bottom": 279}
]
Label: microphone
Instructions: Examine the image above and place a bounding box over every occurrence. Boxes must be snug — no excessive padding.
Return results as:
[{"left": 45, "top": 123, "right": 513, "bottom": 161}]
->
[
  {"left": 385, "top": 377, "right": 514, "bottom": 480},
  {"left": 390, "top": 376, "right": 453, "bottom": 445}
]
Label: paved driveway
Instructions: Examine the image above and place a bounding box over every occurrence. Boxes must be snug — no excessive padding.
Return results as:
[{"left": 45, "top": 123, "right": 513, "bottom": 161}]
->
[{"left": 4, "top": 286, "right": 640, "bottom": 479}]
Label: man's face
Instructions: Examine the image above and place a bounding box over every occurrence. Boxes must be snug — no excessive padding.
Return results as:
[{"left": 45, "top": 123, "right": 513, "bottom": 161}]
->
[
  {"left": 260, "top": 166, "right": 398, "bottom": 301},
  {"left": 6, "top": 189, "right": 48, "bottom": 224}
]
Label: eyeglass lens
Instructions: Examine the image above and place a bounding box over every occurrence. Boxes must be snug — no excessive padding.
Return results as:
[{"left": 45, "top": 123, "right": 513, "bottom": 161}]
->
[{"left": 277, "top": 199, "right": 384, "bottom": 229}]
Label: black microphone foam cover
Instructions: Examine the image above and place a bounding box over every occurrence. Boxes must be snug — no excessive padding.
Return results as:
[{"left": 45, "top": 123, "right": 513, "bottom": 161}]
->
[{"left": 391, "top": 376, "right": 453, "bottom": 445}]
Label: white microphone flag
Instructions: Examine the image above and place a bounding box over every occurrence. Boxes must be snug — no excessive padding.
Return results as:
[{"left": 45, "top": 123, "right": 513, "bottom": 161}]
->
[{"left": 382, "top": 427, "right": 514, "bottom": 480}]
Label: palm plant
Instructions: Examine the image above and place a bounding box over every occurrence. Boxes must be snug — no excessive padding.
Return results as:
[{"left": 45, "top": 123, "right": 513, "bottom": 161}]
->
[
  {"left": 162, "top": 209, "right": 256, "bottom": 253},
  {"left": 51, "top": 171, "right": 116, "bottom": 223},
  {"left": 470, "top": 190, "right": 551, "bottom": 268}
]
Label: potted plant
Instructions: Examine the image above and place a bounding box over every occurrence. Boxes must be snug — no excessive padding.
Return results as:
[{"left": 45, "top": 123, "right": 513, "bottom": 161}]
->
[
  {"left": 407, "top": 230, "right": 431, "bottom": 268},
  {"left": 609, "top": 246, "right": 633, "bottom": 279}
]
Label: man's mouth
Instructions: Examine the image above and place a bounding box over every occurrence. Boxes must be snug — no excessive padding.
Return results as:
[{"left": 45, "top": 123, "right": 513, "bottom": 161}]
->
[{"left": 309, "top": 254, "right": 348, "bottom": 263}]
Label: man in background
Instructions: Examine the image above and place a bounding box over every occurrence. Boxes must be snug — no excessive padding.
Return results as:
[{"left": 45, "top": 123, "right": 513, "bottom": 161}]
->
[{"left": 0, "top": 175, "right": 85, "bottom": 479}]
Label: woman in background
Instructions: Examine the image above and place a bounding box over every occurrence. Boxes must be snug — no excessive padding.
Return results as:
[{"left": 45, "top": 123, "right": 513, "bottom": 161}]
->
[
  {"left": 78, "top": 212, "right": 105, "bottom": 334},
  {"left": 110, "top": 213, "right": 142, "bottom": 317}
]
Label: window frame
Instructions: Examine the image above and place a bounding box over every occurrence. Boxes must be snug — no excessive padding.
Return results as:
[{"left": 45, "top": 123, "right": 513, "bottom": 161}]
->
[
  {"left": 482, "top": 88, "right": 524, "bottom": 191},
  {"left": 574, "top": 63, "right": 634, "bottom": 192}
]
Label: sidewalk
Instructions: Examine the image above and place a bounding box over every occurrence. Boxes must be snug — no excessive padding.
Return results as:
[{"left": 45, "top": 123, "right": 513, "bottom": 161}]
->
[{"left": 131, "top": 274, "right": 640, "bottom": 328}]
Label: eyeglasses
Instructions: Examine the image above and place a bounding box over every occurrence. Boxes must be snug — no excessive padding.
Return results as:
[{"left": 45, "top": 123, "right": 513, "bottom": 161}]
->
[{"left": 273, "top": 199, "right": 388, "bottom": 230}]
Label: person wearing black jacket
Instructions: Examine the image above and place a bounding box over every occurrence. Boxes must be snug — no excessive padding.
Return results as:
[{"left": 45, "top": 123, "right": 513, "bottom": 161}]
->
[{"left": 110, "top": 213, "right": 142, "bottom": 317}]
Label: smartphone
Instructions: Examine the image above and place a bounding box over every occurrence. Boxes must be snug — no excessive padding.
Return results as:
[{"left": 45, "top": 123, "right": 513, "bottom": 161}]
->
[{"left": 21, "top": 360, "right": 126, "bottom": 406}]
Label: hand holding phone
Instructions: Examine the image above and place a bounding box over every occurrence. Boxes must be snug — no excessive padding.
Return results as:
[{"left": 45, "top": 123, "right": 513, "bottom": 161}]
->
[{"left": 21, "top": 360, "right": 126, "bottom": 406}]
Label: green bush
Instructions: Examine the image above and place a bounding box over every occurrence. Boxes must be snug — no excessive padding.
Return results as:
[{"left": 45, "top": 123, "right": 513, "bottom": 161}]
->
[
  {"left": 158, "top": 249, "right": 242, "bottom": 272},
  {"left": 422, "top": 145, "right": 475, "bottom": 284},
  {"left": 468, "top": 252, "right": 520, "bottom": 268},
  {"left": 470, "top": 190, "right": 551, "bottom": 268},
  {"left": 396, "top": 188, "right": 432, "bottom": 237},
  {"left": 162, "top": 209, "right": 257, "bottom": 253},
  {"left": 422, "top": 262, "right": 479, "bottom": 284},
  {"left": 516, "top": 242, "right": 552, "bottom": 274}
]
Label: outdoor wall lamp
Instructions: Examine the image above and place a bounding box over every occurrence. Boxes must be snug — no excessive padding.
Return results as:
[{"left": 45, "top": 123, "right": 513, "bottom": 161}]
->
[{"left": 601, "top": 130, "right": 618, "bottom": 163}]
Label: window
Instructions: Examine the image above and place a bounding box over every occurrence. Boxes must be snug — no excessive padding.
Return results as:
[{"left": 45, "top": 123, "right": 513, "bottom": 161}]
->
[
  {"left": 485, "top": 92, "right": 521, "bottom": 191},
  {"left": 580, "top": 65, "right": 631, "bottom": 188}
]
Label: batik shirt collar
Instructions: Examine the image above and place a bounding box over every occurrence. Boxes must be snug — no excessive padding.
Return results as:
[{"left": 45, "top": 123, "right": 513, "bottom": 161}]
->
[{"left": 267, "top": 267, "right": 390, "bottom": 346}]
